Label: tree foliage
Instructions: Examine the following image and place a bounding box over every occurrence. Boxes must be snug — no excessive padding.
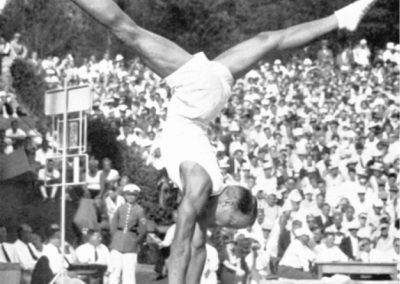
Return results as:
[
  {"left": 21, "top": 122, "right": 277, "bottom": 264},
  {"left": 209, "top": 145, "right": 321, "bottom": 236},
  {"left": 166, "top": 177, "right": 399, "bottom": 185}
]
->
[
  {"left": 87, "top": 118, "right": 172, "bottom": 224},
  {"left": 0, "top": 0, "right": 109, "bottom": 59},
  {"left": 10, "top": 60, "right": 171, "bottom": 224},
  {"left": 1, "top": 0, "right": 398, "bottom": 60},
  {"left": 10, "top": 59, "right": 46, "bottom": 120}
]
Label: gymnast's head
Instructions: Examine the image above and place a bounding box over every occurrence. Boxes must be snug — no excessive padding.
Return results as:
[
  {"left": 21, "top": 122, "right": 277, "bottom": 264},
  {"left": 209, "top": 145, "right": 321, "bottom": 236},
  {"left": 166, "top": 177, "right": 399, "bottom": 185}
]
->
[{"left": 214, "top": 184, "right": 258, "bottom": 229}]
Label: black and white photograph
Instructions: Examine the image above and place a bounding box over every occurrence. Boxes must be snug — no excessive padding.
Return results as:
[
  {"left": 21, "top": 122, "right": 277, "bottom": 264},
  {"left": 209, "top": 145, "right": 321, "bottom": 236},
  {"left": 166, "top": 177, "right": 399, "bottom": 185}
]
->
[{"left": 0, "top": 0, "right": 399, "bottom": 284}]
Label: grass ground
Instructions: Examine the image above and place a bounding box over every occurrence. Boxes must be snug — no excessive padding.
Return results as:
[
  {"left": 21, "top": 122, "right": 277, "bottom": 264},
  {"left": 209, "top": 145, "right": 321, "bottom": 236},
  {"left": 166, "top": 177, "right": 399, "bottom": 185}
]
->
[{"left": 137, "top": 264, "right": 168, "bottom": 284}]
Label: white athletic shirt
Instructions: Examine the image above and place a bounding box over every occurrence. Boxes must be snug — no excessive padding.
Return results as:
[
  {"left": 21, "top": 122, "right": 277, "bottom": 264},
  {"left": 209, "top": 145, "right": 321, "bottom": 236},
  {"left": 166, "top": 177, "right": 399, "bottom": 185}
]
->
[
  {"left": 86, "top": 170, "right": 101, "bottom": 191},
  {"left": 161, "top": 52, "right": 234, "bottom": 195}
]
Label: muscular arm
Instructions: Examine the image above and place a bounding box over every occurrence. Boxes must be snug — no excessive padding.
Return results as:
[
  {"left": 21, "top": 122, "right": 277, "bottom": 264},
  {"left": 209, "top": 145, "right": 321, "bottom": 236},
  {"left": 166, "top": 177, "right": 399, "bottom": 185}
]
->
[{"left": 169, "top": 161, "right": 212, "bottom": 284}]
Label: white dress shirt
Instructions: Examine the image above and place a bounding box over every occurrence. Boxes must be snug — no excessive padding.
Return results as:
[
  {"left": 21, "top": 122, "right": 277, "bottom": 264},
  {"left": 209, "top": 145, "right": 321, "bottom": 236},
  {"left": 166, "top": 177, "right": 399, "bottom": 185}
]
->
[
  {"left": 315, "top": 244, "right": 348, "bottom": 262},
  {"left": 5, "top": 128, "right": 26, "bottom": 139},
  {"left": 245, "top": 249, "right": 270, "bottom": 276},
  {"left": 75, "top": 243, "right": 110, "bottom": 267},
  {"left": 360, "top": 249, "right": 385, "bottom": 263},
  {"left": 100, "top": 169, "right": 120, "bottom": 183},
  {"left": 38, "top": 168, "right": 60, "bottom": 182},
  {"left": 235, "top": 222, "right": 264, "bottom": 245},
  {"left": 279, "top": 239, "right": 316, "bottom": 271},
  {"left": 325, "top": 225, "right": 347, "bottom": 245},
  {"left": 0, "top": 242, "right": 18, "bottom": 263},
  {"left": 349, "top": 235, "right": 359, "bottom": 260},
  {"left": 105, "top": 195, "right": 125, "bottom": 222},
  {"left": 35, "top": 148, "right": 54, "bottom": 166},
  {"left": 42, "top": 243, "right": 76, "bottom": 274},
  {"left": 159, "top": 224, "right": 176, "bottom": 248},
  {"left": 86, "top": 171, "right": 102, "bottom": 191},
  {"left": 375, "top": 236, "right": 394, "bottom": 255},
  {"left": 13, "top": 239, "right": 41, "bottom": 271}
]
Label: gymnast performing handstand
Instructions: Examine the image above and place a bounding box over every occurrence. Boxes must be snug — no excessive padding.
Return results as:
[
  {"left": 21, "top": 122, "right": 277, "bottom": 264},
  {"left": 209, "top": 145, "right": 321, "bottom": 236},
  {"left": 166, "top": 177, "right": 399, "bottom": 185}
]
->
[{"left": 70, "top": 0, "right": 377, "bottom": 283}]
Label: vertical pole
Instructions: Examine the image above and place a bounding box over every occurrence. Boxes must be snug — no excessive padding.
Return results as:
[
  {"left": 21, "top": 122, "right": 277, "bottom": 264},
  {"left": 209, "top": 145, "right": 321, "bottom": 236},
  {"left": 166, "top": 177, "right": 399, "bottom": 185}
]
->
[
  {"left": 51, "top": 115, "right": 55, "bottom": 154},
  {"left": 79, "top": 111, "right": 83, "bottom": 154},
  {"left": 60, "top": 79, "right": 68, "bottom": 284}
]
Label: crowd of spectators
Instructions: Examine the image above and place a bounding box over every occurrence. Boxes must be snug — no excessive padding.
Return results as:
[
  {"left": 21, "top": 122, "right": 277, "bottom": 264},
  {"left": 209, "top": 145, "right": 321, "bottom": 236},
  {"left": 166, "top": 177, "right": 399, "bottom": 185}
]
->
[{"left": 0, "top": 33, "right": 399, "bottom": 284}]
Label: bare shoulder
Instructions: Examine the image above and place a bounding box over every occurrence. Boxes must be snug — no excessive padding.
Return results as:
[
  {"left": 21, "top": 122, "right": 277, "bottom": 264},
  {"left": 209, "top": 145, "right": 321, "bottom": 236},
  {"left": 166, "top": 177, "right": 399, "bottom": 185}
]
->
[{"left": 179, "top": 161, "right": 212, "bottom": 198}]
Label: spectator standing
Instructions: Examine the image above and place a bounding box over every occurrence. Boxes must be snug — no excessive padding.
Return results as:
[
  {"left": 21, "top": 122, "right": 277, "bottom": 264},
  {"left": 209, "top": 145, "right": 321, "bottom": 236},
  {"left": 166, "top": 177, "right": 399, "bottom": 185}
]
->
[
  {"left": 317, "top": 40, "right": 334, "bottom": 66},
  {"left": 99, "top": 158, "right": 120, "bottom": 197},
  {"left": 2, "top": 33, "right": 28, "bottom": 89},
  {"left": 353, "top": 39, "right": 371, "bottom": 67},
  {"left": 104, "top": 189, "right": 125, "bottom": 223},
  {"left": 336, "top": 43, "right": 353, "bottom": 72},
  {"left": 86, "top": 158, "right": 102, "bottom": 199},
  {"left": 109, "top": 184, "right": 146, "bottom": 284},
  {"left": 0, "top": 36, "right": 10, "bottom": 84},
  {"left": 382, "top": 42, "right": 397, "bottom": 64}
]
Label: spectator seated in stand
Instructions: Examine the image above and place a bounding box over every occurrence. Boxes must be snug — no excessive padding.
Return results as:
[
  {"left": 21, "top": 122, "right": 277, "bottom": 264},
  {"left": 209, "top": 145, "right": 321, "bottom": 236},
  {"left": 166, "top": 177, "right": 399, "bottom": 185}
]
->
[
  {"left": 37, "top": 159, "right": 61, "bottom": 202},
  {"left": 0, "top": 129, "right": 13, "bottom": 154},
  {"left": 2, "top": 33, "right": 400, "bottom": 283},
  {"left": 5, "top": 119, "right": 26, "bottom": 148},
  {"left": 75, "top": 229, "right": 110, "bottom": 282}
]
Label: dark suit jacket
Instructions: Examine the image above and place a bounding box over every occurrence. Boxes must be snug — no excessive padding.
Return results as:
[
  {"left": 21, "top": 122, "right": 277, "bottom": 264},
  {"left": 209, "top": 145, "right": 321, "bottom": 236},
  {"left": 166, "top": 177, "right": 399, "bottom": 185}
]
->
[
  {"left": 340, "top": 236, "right": 355, "bottom": 260},
  {"left": 227, "top": 157, "right": 245, "bottom": 175},
  {"left": 110, "top": 203, "right": 147, "bottom": 253},
  {"left": 314, "top": 215, "right": 333, "bottom": 230},
  {"left": 277, "top": 228, "right": 291, "bottom": 259}
]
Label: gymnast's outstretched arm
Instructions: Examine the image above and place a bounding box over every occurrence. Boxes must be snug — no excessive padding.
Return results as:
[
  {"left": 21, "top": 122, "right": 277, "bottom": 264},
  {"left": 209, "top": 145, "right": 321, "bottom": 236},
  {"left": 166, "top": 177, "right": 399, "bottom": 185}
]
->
[
  {"left": 215, "top": 0, "right": 377, "bottom": 78},
  {"left": 70, "top": 0, "right": 192, "bottom": 78}
]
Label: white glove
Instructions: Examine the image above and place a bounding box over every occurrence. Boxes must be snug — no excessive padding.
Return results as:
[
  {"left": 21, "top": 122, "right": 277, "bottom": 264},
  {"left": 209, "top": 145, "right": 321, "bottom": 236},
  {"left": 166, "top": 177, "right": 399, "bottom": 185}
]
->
[{"left": 335, "top": 0, "right": 378, "bottom": 31}]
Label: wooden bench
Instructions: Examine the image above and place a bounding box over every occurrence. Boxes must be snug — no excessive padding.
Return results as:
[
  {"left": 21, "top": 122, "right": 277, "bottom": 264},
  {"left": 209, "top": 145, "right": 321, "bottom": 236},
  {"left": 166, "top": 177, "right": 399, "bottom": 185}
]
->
[
  {"left": 0, "top": 263, "right": 21, "bottom": 284},
  {"left": 315, "top": 262, "right": 398, "bottom": 280}
]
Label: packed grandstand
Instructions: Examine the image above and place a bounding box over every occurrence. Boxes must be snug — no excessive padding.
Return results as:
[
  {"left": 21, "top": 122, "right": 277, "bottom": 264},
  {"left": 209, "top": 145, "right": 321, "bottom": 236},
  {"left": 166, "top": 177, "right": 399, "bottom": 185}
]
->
[{"left": 0, "top": 33, "right": 399, "bottom": 283}]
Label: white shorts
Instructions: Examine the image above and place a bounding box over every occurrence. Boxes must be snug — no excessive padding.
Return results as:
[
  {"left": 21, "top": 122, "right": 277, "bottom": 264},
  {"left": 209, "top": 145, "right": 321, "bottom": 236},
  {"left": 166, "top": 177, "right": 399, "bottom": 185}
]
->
[{"left": 161, "top": 52, "right": 234, "bottom": 195}]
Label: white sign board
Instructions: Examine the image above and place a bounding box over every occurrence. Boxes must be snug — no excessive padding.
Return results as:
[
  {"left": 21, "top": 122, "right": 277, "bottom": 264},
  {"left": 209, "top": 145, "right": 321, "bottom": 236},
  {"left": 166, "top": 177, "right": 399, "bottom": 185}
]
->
[{"left": 45, "top": 85, "right": 91, "bottom": 115}]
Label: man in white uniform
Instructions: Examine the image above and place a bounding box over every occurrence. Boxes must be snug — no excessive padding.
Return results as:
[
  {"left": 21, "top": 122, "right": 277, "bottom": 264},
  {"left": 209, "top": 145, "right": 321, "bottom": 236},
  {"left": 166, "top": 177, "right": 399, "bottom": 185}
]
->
[{"left": 70, "top": 1, "right": 377, "bottom": 283}]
